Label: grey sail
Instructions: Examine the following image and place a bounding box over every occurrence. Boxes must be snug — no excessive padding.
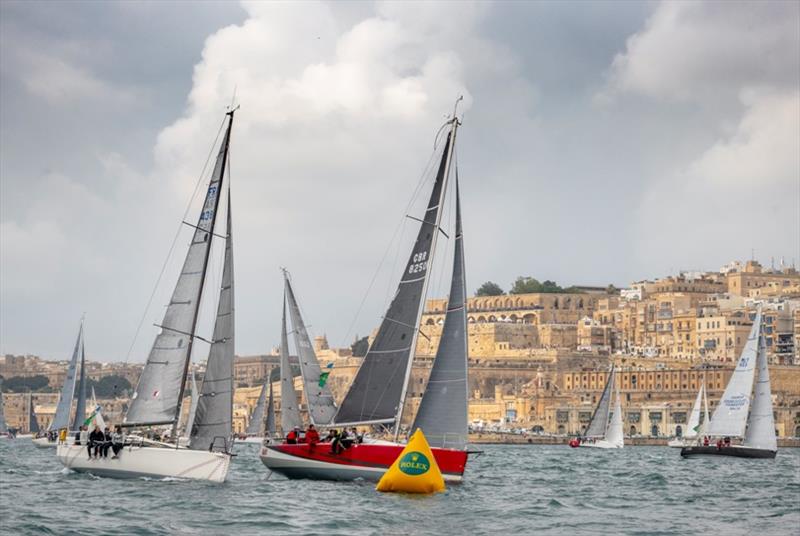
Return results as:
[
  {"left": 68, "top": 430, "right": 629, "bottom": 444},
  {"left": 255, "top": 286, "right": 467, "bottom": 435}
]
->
[
  {"left": 284, "top": 276, "right": 337, "bottom": 425},
  {"left": 29, "top": 393, "right": 40, "bottom": 434},
  {"left": 126, "top": 113, "right": 233, "bottom": 428},
  {"left": 71, "top": 343, "right": 87, "bottom": 431},
  {"left": 246, "top": 381, "right": 268, "bottom": 436},
  {"left": 265, "top": 380, "right": 276, "bottom": 436},
  {"left": 183, "top": 368, "right": 199, "bottom": 438},
  {"left": 335, "top": 133, "right": 453, "bottom": 426},
  {"left": 0, "top": 387, "right": 7, "bottom": 434},
  {"left": 585, "top": 367, "right": 614, "bottom": 438},
  {"left": 51, "top": 324, "right": 83, "bottom": 431},
  {"left": 412, "top": 180, "right": 468, "bottom": 449},
  {"left": 280, "top": 299, "right": 303, "bottom": 433},
  {"left": 190, "top": 195, "right": 235, "bottom": 451},
  {"left": 743, "top": 330, "right": 777, "bottom": 451}
]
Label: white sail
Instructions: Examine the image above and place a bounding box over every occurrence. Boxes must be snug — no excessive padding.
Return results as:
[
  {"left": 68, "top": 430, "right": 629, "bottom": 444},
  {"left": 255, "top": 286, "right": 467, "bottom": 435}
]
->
[
  {"left": 604, "top": 373, "right": 624, "bottom": 448},
  {"left": 707, "top": 309, "right": 761, "bottom": 437},
  {"left": 184, "top": 369, "right": 199, "bottom": 439},
  {"left": 685, "top": 383, "right": 704, "bottom": 439},
  {"left": 702, "top": 381, "right": 710, "bottom": 436},
  {"left": 743, "top": 332, "right": 777, "bottom": 451},
  {"left": 89, "top": 387, "right": 106, "bottom": 430}
]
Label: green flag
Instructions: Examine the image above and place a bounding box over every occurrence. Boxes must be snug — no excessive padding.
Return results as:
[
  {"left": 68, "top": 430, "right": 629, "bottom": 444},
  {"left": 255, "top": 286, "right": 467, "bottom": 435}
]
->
[{"left": 318, "top": 363, "right": 334, "bottom": 387}]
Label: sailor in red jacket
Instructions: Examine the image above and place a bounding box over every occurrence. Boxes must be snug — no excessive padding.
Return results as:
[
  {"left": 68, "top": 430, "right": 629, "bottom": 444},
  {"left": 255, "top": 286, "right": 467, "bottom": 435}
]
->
[
  {"left": 286, "top": 427, "right": 299, "bottom": 444},
  {"left": 305, "top": 424, "right": 320, "bottom": 445}
]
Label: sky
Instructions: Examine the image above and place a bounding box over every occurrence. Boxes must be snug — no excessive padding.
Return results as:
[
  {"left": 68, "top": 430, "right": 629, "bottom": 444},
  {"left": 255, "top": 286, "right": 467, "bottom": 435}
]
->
[{"left": 1, "top": 0, "right": 798, "bottom": 362}]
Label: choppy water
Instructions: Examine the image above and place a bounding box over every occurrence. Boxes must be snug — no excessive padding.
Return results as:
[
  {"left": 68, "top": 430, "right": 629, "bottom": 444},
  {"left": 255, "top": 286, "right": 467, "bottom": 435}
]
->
[{"left": 0, "top": 441, "right": 798, "bottom": 535}]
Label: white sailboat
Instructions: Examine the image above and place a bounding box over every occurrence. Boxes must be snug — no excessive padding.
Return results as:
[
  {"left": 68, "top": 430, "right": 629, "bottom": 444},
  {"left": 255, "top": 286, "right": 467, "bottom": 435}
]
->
[
  {"left": 56, "top": 109, "right": 238, "bottom": 482},
  {"left": 668, "top": 380, "right": 709, "bottom": 448},
  {"left": 0, "top": 385, "right": 13, "bottom": 439},
  {"left": 241, "top": 378, "right": 270, "bottom": 444},
  {"left": 16, "top": 392, "right": 41, "bottom": 440},
  {"left": 570, "top": 366, "right": 624, "bottom": 449},
  {"left": 33, "top": 322, "right": 87, "bottom": 448},
  {"left": 681, "top": 309, "right": 777, "bottom": 459}
]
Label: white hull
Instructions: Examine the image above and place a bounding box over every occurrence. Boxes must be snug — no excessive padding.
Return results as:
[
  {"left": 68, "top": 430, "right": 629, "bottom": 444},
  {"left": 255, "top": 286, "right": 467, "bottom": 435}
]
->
[
  {"left": 668, "top": 437, "right": 697, "bottom": 448},
  {"left": 15, "top": 434, "right": 33, "bottom": 440},
  {"left": 581, "top": 440, "right": 623, "bottom": 449},
  {"left": 56, "top": 442, "right": 231, "bottom": 483},
  {"left": 239, "top": 436, "right": 264, "bottom": 444},
  {"left": 32, "top": 437, "right": 61, "bottom": 448}
]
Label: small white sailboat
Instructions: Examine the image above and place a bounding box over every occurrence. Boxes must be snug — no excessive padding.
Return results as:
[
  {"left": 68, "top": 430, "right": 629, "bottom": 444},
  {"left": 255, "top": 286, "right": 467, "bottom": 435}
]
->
[
  {"left": 57, "top": 109, "right": 238, "bottom": 482},
  {"left": 668, "top": 380, "right": 710, "bottom": 448},
  {"left": 241, "top": 377, "right": 270, "bottom": 444},
  {"left": 570, "top": 366, "right": 624, "bottom": 449},
  {"left": 681, "top": 308, "right": 777, "bottom": 459},
  {"left": 33, "top": 322, "right": 87, "bottom": 448}
]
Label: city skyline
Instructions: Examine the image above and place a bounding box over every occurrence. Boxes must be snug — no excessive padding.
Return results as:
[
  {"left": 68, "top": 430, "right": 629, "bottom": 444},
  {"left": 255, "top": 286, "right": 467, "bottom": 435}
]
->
[{"left": 1, "top": 1, "right": 798, "bottom": 361}]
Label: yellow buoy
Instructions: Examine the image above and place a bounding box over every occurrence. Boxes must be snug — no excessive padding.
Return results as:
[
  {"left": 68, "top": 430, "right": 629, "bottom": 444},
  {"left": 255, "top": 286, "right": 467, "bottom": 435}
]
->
[{"left": 376, "top": 429, "right": 446, "bottom": 494}]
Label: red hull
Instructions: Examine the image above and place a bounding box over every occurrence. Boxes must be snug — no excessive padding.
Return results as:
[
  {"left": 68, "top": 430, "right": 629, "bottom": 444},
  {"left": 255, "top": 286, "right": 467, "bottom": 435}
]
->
[{"left": 260, "top": 441, "right": 468, "bottom": 482}]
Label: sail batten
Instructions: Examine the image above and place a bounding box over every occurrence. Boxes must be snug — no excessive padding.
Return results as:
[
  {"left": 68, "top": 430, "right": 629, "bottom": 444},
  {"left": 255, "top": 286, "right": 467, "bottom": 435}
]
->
[
  {"left": 284, "top": 276, "right": 337, "bottom": 425},
  {"left": 335, "top": 131, "right": 455, "bottom": 428},
  {"left": 708, "top": 310, "right": 761, "bottom": 437},
  {"left": 126, "top": 113, "right": 233, "bottom": 428},
  {"left": 51, "top": 324, "right": 83, "bottom": 431},
  {"left": 411, "top": 179, "right": 468, "bottom": 450},
  {"left": 190, "top": 194, "right": 235, "bottom": 451}
]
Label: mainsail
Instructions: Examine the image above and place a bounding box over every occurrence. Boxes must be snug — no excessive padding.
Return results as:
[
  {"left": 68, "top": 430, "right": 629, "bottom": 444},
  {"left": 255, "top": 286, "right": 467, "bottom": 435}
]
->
[
  {"left": 29, "top": 393, "right": 40, "bottom": 434},
  {"left": 585, "top": 367, "right": 614, "bottom": 438},
  {"left": 685, "top": 382, "right": 705, "bottom": 439},
  {"left": 51, "top": 324, "right": 83, "bottom": 431},
  {"left": 335, "top": 130, "right": 456, "bottom": 428},
  {"left": 71, "top": 342, "right": 87, "bottom": 431},
  {"left": 126, "top": 112, "right": 233, "bottom": 428},
  {"left": 743, "top": 331, "right": 777, "bottom": 451},
  {"left": 265, "top": 380, "right": 276, "bottom": 436},
  {"left": 279, "top": 299, "right": 303, "bottom": 433},
  {"left": 191, "top": 195, "right": 235, "bottom": 451},
  {"left": 411, "top": 180, "right": 469, "bottom": 450},
  {"left": 246, "top": 381, "right": 268, "bottom": 436},
  {"left": 707, "top": 309, "right": 761, "bottom": 437},
  {"left": 284, "top": 275, "right": 337, "bottom": 425}
]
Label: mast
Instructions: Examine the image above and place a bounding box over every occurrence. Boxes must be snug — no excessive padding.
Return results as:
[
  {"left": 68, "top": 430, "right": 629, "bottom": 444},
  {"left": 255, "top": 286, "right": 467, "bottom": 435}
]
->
[{"left": 394, "top": 98, "right": 462, "bottom": 440}]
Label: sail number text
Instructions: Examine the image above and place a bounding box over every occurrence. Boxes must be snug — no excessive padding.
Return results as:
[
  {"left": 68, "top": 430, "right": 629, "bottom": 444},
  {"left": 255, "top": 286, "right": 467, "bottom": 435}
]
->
[{"left": 408, "top": 251, "right": 428, "bottom": 274}]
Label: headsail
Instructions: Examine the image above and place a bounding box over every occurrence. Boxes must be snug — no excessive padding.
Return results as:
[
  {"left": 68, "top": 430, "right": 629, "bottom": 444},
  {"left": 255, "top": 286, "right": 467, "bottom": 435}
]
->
[
  {"left": 707, "top": 309, "right": 761, "bottom": 437},
  {"left": 71, "top": 341, "right": 87, "bottom": 431},
  {"left": 51, "top": 324, "right": 83, "bottom": 431},
  {"left": 126, "top": 111, "right": 233, "bottom": 428},
  {"left": 685, "top": 382, "right": 705, "bottom": 439},
  {"left": 0, "top": 387, "right": 8, "bottom": 434},
  {"left": 190, "top": 195, "right": 235, "bottom": 451},
  {"left": 585, "top": 367, "right": 614, "bottom": 438},
  {"left": 335, "top": 130, "right": 456, "bottom": 428},
  {"left": 29, "top": 393, "right": 40, "bottom": 434},
  {"left": 279, "top": 298, "right": 303, "bottom": 433},
  {"left": 265, "top": 379, "right": 276, "bottom": 436},
  {"left": 743, "top": 330, "right": 777, "bottom": 451},
  {"left": 284, "top": 275, "right": 337, "bottom": 425},
  {"left": 411, "top": 180, "right": 469, "bottom": 450},
  {"left": 605, "top": 373, "right": 624, "bottom": 447},
  {"left": 183, "top": 369, "right": 199, "bottom": 438},
  {"left": 246, "top": 381, "right": 268, "bottom": 436}
]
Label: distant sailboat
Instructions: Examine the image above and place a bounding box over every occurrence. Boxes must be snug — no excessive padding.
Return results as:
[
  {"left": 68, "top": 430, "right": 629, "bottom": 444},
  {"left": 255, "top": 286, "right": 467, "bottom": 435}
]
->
[
  {"left": 33, "top": 321, "right": 85, "bottom": 447},
  {"left": 681, "top": 309, "right": 777, "bottom": 459},
  {"left": 57, "top": 109, "right": 238, "bottom": 482},
  {"left": 0, "top": 385, "right": 12, "bottom": 439},
  {"left": 260, "top": 100, "right": 471, "bottom": 481},
  {"left": 668, "top": 380, "right": 709, "bottom": 448},
  {"left": 16, "top": 392, "right": 41, "bottom": 439},
  {"left": 242, "top": 380, "right": 269, "bottom": 444},
  {"left": 569, "top": 366, "right": 624, "bottom": 449}
]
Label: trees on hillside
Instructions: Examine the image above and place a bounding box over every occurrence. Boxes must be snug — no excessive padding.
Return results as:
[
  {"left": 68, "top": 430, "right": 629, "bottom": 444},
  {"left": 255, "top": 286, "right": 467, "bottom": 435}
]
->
[{"left": 475, "top": 281, "right": 504, "bottom": 296}]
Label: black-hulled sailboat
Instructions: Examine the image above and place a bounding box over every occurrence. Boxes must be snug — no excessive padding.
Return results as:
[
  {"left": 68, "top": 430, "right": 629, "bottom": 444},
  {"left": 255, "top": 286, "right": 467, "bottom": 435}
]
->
[
  {"left": 260, "top": 100, "right": 470, "bottom": 481},
  {"left": 57, "top": 109, "right": 238, "bottom": 482},
  {"left": 681, "top": 309, "right": 777, "bottom": 459}
]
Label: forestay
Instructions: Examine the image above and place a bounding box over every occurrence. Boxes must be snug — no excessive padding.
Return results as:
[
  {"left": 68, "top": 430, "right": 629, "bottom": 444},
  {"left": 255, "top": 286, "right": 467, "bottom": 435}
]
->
[
  {"left": 743, "top": 332, "right": 777, "bottom": 451},
  {"left": 284, "top": 276, "right": 337, "bottom": 425},
  {"left": 51, "top": 325, "right": 83, "bottom": 431},
  {"left": 412, "top": 180, "right": 469, "bottom": 450},
  {"left": 585, "top": 367, "right": 614, "bottom": 438},
  {"left": 335, "top": 133, "right": 452, "bottom": 426},
  {"left": 191, "top": 197, "right": 235, "bottom": 451},
  {"left": 279, "top": 299, "right": 303, "bottom": 433},
  {"left": 708, "top": 310, "right": 761, "bottom": 437},
  {"left": 126, "top": 115, "right": 232, "bottom": 428}
]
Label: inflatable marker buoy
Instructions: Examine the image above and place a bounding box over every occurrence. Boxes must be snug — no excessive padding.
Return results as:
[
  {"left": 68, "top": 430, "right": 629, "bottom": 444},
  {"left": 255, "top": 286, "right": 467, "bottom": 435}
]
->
[{"left": 376, "top": 429, "right": 445, "bottom": 494}]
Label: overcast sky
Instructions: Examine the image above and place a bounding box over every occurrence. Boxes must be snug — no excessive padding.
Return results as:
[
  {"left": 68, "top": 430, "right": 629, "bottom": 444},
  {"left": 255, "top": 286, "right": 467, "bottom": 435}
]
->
[{"left": 1, "top": 0, "right": 798, "bottom": 363}]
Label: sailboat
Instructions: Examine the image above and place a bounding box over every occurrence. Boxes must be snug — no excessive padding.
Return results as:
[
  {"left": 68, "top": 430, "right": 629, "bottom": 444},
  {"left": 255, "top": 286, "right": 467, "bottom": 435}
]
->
[
  {"left": 33, "top": 322, "right": 87, "bottom": 447},
  {"left": 16, "top": 392, "right": 41, "bottom": 440},
  {"left": 0, "top": 386, "right": 12, "bottom": 439},
  {"left": 569, "top": 366, "right": 624, "bottom": 449},
  {"left": 681, "top": 309, "right": 777, "bottom": 459},
  {"left": 668, "top": 380, "right": 709, "bottom": 448},
  {"left": 56, "top": 109, "right": 238, "bottom": 482},
  {"left": 242, "top": 379, "right": 270, "bottom": 444},
  {"left": 260, "top": 101, "right": 471, "bottom": 481}
]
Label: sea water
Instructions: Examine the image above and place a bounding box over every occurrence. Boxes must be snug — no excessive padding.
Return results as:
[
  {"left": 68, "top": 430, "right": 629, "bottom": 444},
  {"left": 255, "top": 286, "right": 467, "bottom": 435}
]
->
[{"left": 0, "top": 441, "right": 797, "bottom": 535}]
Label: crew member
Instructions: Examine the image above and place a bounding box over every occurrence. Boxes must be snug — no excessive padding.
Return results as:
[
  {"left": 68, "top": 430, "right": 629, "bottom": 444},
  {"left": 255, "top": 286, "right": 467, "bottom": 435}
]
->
[
  {"left": 305, "top": 424, "right": 320, "bottom": 445},
  {"left": 286, "top": 427, "right": 299, "bottom": 444}
]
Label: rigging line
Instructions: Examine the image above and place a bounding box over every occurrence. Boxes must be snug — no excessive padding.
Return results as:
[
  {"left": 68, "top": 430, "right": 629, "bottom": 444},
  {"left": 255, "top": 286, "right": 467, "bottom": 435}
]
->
[
  {"left": 122, "top": 116, "right": 228, "bottom": 365},
  {"left": 337, "top": 144, "right": 441, "bottom": 349}
]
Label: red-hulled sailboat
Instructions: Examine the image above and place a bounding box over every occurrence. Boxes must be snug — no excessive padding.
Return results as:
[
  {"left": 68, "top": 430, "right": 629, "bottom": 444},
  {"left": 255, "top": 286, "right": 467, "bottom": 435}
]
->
[{"left": 260, "top": 98, "right": 471, "bottom": 482}]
